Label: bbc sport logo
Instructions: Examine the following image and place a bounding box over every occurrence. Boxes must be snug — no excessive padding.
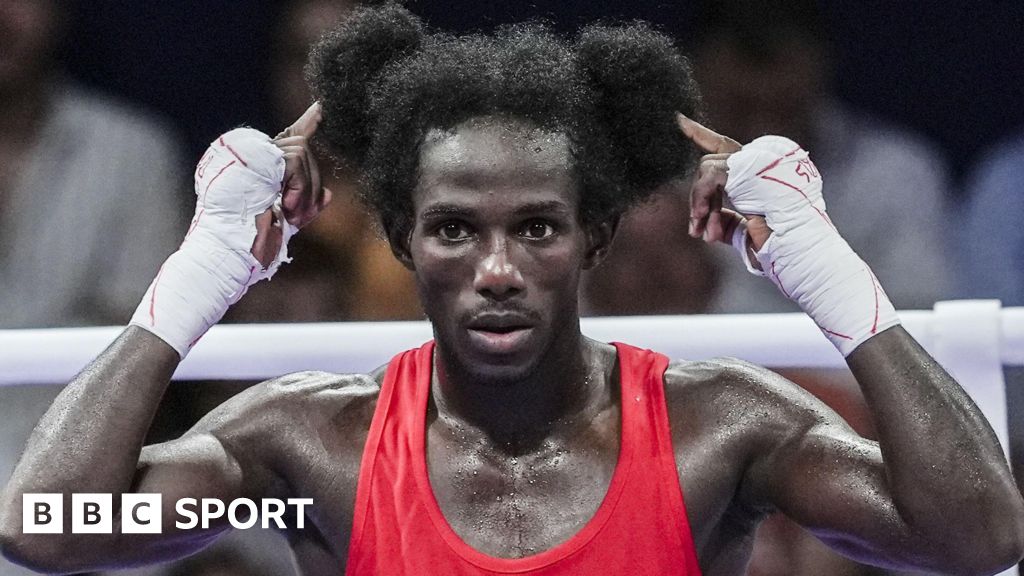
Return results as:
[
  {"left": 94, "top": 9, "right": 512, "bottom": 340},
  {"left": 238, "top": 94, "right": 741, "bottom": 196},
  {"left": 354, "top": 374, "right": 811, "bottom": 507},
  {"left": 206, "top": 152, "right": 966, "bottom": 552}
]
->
[{"left": 22, "top": 494, "right": 313, "bottom": 534}]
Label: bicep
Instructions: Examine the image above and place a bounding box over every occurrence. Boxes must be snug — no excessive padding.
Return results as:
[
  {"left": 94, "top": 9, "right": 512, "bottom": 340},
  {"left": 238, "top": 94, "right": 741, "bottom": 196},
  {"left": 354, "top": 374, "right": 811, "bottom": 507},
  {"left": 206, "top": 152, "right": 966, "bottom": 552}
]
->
[
  {"left": 134, "top": 431, "right": 250, "bottom": 534},
  {"left": 85, "top": 430, "right": 272, "bottom": 567},
  {"left": 715, "top": 362, "right": 920, "bottom": 567},
  {"left": 87, "top": 388, "right": 286, "bottom": 568},
  {"left": 749, "top": 419, "right": 915, "bottom": 567},
  {"left": 38, "top": 431, "right": 265, "bottom": 572}
]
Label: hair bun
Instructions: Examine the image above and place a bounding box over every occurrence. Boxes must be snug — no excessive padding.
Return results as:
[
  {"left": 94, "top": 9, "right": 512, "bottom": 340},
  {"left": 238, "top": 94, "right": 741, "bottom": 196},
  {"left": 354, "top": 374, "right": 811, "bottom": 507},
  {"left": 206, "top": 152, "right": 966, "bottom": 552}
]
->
[
  {"left": 305, "top": 1, "right": 426, "bottom": 169},
  {"left": 575, "top": 23, "right": 702, "bottom": 192}
]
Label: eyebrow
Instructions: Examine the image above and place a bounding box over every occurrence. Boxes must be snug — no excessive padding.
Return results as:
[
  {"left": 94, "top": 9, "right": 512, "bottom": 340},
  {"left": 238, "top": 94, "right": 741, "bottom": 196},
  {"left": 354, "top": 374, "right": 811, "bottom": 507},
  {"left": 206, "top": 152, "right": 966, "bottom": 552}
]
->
[
  {"left": 512, "top": 201, "right": 573, "bottom": 216},
  {"left": 420, "top": 204, "right": 472, "bottom": 220},
  {"left": 419, "top": 200, "right": 573, "bottom": 221}
]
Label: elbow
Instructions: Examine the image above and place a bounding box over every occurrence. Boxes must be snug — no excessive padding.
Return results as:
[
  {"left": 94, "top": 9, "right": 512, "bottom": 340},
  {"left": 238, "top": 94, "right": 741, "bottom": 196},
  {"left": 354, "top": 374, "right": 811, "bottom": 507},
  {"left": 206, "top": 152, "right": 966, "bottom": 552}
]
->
[
  {"left": 981, "top": 503, "right": 1024, "bottom": 574},
  {"left": 940, "top": 497, "right": 1024, "bottom": 576},
  {"left": 1, "top": 532, "right": 69, "bottom": 574},
  {"left": 907, "top": 485, "right": 1024, "bottom": 576},
  {"left": 0, "top": 501, "right": 20, "bottom": 566},
  {"left": 0, "top": 516, "right": 77, "bottom": 575},
  {"left": 981, "top": 488, "right": 1024, "bottom": 573}
]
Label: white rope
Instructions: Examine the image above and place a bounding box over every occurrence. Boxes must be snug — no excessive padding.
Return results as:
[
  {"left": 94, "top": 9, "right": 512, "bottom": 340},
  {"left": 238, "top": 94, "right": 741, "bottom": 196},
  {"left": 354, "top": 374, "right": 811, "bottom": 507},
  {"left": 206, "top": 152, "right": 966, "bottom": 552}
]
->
[
  {"left": 0, "top": 301, "right": 1018, "bottom": 575},
  {"left": 0, "top": 303, "right": 1019, "bottom": 385}
]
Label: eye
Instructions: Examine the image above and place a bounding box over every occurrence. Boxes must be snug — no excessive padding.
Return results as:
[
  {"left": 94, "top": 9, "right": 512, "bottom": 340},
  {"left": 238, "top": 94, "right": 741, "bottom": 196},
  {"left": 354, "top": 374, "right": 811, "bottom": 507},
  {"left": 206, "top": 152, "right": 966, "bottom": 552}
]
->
[
  {"left": 437, "top": 221, "right": 471, "bottom": 241},
  {"left": 520, "top": 220, "right": 555, "bottom": 240}
]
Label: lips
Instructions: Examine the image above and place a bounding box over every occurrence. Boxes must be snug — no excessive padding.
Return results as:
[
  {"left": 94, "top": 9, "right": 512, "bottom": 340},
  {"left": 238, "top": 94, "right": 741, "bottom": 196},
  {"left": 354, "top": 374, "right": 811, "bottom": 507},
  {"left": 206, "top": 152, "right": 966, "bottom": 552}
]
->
[
  {"left": 465, "top": 313, "right": 537, "bottom": 356},
  {"left": 467, "top": 327, "right": 535, "bottom": 356}
]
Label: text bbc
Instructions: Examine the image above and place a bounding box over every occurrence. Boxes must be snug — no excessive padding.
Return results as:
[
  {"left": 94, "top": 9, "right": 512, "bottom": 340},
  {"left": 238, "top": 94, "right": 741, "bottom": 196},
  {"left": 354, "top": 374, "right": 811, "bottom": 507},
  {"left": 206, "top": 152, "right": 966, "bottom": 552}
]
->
[{"left": 22, "top": 494, "right": 313, "bottom": 534}]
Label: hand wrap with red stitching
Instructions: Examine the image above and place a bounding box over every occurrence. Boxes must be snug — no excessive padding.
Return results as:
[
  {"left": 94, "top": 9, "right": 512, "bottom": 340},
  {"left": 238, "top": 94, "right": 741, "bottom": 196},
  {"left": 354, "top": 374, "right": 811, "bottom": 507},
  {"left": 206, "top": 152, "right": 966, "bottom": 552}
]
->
[
  {"left": 726, "top": 136, "right": 900, "bottom": 356},
  {"left": 128, "top": 128, "right": 297, "bottom": 358}
]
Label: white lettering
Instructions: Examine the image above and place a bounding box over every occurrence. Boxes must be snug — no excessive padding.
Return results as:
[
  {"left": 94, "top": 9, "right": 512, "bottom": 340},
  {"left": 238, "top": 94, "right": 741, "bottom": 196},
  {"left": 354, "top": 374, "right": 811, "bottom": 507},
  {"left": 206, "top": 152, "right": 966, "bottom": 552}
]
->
[
  {"left": 72, "top": 494, "right": 112, "bottom": 534},
  {"left": 261, "top": 499, "right": 286, "bottom": 529},
  {"left": 288, "top": 498, "right": 313, "bottom": 529},
  {"left": 175, "top": 498, "right": 198, "bottom": 529},
  {"left": 122, "top": 494, "right": 162, "bottom": 534},
  {"left": 22, "top": 494, "right": 62, "bottom": 534},
  {"left": 227, "top": 498, "right": 258, "bottom": 530},
  {"left": 24, "top": 494, "right": 314, "bottom": 533},
  {"left": 200, "top": 498, "right": 224, "bottom": 529}
]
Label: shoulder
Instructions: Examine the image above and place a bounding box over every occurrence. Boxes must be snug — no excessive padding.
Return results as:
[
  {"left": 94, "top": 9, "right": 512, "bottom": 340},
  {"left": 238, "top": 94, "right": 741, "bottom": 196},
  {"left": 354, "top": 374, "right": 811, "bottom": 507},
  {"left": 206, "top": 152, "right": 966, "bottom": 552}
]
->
[
  {"left": 259, "top": 370, "right": 382, "bottom": 408},
  {"left": 660, "top": 357, "right": 852, "bottom": 513},
  {"left": 823, "top": 101, "right": 945, "bottom": 164},
  {"left": 48, "top": 82, "right": 187, "bottom": 172},
  {"left": 663, "top": 356, "right": 802, "bottom": 401},
  {"left": 192, "top": 370, "right": 383, "bottom": 452},
  {"left": 661, "top": 357, "right": 841, "bottom": 449}
]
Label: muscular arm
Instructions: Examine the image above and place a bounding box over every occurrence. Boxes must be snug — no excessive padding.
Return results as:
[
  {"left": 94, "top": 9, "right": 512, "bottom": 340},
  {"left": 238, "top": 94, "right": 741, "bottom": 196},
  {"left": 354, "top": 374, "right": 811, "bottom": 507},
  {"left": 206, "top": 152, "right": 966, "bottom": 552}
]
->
[
  {"left": 0, "top": 329, "right": 299, "bottom": 573},
  {"left": 741, "top": 327, "right": 1024, "bottom": 573},
  {"left": 678, "top": 115, "right": 1024, "bottom": 573},
  {"left": 1, "top": 107, "right": 331, "bottom": 573}
]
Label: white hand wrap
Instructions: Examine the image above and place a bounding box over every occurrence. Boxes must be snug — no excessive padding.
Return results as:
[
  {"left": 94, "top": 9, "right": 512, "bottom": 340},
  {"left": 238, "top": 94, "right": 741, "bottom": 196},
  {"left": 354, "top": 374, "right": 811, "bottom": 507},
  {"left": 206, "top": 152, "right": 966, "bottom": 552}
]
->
[
  {"left": 129, "top": 128, "right": 297, "bottom": 358},
  {"left": 725, "top": 136, "right": 900, "bottom": 356}
]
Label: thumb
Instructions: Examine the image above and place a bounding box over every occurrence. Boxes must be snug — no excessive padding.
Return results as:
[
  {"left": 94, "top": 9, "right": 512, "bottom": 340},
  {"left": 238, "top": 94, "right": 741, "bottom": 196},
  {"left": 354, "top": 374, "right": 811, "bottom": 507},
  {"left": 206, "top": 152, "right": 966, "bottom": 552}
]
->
[
  {"left": 745, "top": 214, "right": 772, "bottom": 251},
  {"left": 717, "top": 209, "right": 772, "bottom": 251}
]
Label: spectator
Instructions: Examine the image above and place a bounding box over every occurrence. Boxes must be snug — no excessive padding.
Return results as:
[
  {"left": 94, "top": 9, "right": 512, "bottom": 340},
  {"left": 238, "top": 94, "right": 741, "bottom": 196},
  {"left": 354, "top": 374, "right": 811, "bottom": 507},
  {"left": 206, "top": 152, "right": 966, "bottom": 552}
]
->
[
  {"left": 0, "top": 0, "right": 187, "bottom": 329},
  {"left": 0, "top": 2, "right": 187, "bottom": 574},
  {"left": 957, "top": 131, "right": 1024, "bottom": 306},
  {"left": 690, "top": 0, "right": 953, "bottom": 313}
]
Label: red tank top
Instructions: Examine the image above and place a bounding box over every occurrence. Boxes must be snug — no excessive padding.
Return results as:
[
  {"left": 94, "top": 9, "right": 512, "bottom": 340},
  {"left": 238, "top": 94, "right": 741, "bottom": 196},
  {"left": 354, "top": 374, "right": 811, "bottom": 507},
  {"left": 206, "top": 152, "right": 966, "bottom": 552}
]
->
[{"left": 345, "top": 341, "right": 702, "bottom": 575}]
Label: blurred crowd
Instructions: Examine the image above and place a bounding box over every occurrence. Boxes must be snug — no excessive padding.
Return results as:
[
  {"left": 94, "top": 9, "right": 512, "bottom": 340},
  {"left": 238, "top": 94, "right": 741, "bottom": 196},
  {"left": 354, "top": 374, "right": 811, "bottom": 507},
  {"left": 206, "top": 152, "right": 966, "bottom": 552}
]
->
[{"left": 0, "top": 0, "right": 1020, "bottom": 575}]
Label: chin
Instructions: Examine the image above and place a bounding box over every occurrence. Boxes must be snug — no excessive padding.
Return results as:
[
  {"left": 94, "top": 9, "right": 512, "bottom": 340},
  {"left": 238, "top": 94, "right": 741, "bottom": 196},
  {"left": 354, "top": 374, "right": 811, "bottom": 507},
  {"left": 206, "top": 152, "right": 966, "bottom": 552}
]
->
[
  {"left": 436, "top": 331, "right": 545, "bottom": 387},
  {"left": 461, "top": 360, "right": 538, "bottom": 387}
]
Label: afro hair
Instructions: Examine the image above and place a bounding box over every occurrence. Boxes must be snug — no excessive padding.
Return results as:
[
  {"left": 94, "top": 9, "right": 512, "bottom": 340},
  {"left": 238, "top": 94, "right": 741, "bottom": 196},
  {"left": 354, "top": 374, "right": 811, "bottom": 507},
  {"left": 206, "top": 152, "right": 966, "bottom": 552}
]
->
[{"left": 306, "top": 2, "right": 702, "bottom": 236}]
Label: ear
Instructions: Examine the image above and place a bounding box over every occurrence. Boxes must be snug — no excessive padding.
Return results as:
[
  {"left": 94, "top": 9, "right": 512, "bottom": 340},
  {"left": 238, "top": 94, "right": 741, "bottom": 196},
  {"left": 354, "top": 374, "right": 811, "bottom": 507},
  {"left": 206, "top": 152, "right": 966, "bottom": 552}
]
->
[
  {"left": 387, "top": 224, "right": 416, "bottom": 271},
  {"left": 582, "top": 214, "right": 620, "bottom": 270}
]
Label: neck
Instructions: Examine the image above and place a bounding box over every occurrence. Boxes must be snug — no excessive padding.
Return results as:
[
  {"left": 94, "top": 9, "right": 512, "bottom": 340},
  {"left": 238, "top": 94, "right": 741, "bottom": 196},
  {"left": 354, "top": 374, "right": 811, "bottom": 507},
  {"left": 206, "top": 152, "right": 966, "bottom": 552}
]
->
[{"left": 431, "top": 327, "right": 612, "bottom": 453}]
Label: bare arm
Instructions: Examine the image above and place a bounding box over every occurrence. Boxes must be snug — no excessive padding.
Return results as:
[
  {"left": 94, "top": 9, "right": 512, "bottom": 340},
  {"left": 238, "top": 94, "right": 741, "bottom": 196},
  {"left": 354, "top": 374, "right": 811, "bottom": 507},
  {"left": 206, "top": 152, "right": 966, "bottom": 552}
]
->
[
  {"left": 679, "top": 116, "right": 1024, "bottom": 573},
  {"left": 0, "top": 330, "right": 312, "bottom": 572},
  {"left": 0, "top": 105, "right": 330, "bottom": 573},
  {"left": 736, "top": 328, "right": 1024, "bottom": 574},
  {"left": 0, "top": 329, "right": 257, "bottom": 571}
]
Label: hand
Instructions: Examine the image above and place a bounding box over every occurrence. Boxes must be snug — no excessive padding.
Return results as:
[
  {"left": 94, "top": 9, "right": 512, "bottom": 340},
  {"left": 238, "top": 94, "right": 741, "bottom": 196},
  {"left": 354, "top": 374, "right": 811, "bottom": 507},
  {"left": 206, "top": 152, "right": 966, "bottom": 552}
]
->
[
  {"left": 251, "top": 103, "right": 334, "bottom": 266},
  {"left": 676, "top": 113, "right": 772, "bottom": 252}
]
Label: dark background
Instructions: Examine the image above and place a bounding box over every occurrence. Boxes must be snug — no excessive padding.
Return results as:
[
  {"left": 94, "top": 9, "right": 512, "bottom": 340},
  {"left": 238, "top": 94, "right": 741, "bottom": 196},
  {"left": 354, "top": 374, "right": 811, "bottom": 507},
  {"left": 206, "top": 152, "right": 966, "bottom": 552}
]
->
[{"left": 62, "top": 1, "right": 1024, "bottom": 185}]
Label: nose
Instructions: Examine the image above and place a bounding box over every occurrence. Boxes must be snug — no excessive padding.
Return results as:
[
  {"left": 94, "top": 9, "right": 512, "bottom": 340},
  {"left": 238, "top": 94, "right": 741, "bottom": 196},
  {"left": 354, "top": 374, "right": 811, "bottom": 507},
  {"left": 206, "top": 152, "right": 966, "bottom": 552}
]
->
[{"left": 473, "top": 236, "right": 525, "bottom": 300}]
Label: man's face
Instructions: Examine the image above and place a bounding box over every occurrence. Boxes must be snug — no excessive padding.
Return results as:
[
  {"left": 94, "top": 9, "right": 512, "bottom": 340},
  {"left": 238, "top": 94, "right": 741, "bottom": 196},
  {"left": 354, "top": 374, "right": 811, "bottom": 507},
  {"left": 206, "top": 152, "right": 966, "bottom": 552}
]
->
[{"left": 406, "top": 118, "right": 593, "bottom": 384}]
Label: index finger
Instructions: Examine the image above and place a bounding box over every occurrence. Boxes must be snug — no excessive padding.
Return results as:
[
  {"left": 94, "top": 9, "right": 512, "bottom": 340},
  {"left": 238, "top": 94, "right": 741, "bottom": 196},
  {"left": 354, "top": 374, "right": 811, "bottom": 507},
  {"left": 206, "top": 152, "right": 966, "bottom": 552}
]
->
[
  {"left": 676, "top": 113, "right": 742, "bottom": 154},
  {"left": 275, "top": 102, "right": 322, "bottom": 141}
]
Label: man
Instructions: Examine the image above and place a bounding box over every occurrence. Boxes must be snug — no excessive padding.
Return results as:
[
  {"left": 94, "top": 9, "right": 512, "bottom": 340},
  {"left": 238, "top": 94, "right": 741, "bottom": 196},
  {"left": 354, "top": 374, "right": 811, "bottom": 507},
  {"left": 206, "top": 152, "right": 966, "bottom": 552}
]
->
[
  {"left": 1, "top": 3, "right": 187, "bottom": 574},
  {"left": 689, "top": 0, "right": 953, "bottom": 315},
  {"left": 1, "top": 4, "right": 1022, "bottom": 575}
]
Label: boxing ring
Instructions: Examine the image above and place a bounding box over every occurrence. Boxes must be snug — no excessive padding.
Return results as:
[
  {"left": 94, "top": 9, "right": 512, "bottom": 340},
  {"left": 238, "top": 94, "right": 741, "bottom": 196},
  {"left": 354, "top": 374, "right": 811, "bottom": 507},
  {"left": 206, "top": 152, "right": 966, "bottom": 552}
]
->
[{"left": 1, "top": 300, "right": 1021, "bottom": 575}]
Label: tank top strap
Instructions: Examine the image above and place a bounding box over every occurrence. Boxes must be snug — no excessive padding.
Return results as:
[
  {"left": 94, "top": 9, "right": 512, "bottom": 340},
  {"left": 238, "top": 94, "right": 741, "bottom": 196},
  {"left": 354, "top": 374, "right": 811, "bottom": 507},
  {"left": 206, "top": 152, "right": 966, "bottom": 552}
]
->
[
  {"left": 611, "top": 342, "right": 701, "bottom": 574},
  {"left": 349, "top": 341, "right": 434, "bottom": 550}
]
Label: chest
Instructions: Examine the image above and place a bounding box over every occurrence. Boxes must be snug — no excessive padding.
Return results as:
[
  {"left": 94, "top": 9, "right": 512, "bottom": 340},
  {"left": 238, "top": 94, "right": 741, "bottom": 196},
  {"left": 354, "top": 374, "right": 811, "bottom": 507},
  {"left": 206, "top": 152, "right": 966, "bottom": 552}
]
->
[
  {"left": 284, "top": 380, "right": 755, "bottom": 572},
  {"left": 424, "top": 413, "right": 620, "bottom": 559}
]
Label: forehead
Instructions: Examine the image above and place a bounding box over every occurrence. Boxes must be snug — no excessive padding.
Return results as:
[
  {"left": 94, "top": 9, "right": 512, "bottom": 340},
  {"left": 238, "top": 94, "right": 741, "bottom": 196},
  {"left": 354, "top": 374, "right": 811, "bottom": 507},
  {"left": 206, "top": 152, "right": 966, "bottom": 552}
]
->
[{"left": 415, "top": 118, "right": 577, "bottom": 212}]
